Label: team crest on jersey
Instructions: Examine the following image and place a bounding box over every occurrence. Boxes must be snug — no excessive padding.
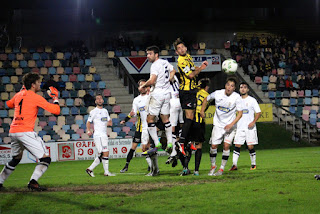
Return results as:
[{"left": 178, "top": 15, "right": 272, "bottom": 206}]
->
[
  {"left": 101, "top": 117, "right": 109, "bottom": 121},
  {"left": 218, "top": 106, "right": 231, "bottom": 113},
  {"left": 243, "top": 109, "right": 249, "bottom": 114}
]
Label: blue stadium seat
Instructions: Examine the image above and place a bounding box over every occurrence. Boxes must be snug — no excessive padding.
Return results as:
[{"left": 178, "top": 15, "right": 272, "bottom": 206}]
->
[
  {"left": 71, "top": 107, "right": 79, "bottom": 115},
  {"left": 8, "top": 53, "right": 16, "bottom": 61},
  {"left": 48, "top": 67, "right": 56, "bottom": 75},
  {"left": 38, "top": 131, "right": 47, "bottom": 138},
  {"left": 0, "top": 69, "right": 5, "bottom": 76},
  {"left": 36, "top": 60, "right": 44, "bottom": 67},
  {"left": 290, "top": 98, "right": 297, "bottom": 106},
  {"left": 62, "top": 90, "right": 69, "bottom": 98},
  {"left": 275, "top": 99, "right": 281, "bottom": 106},
  {"left": 80, "top": 124, "right": 86, "bottom": 131},
  {"left": 65, "top": 67, "right": 72, "bottom": 74},
  {"left": 64, "top": 52, "right": 72, "bottom": 60},
  {"left": 48, "top": 121, "right": 57, "bottom": 128},
  {"left": 2, "top": 76, "right": 10, "bottom": 84},
  {"left": 33, "top": 53, "right": 41, "bottom": 60},
  {"left": 310, "top": 118, "right": 316, "bottom": 125},
  {"left": 78, "top": 59, "right": 84, "bottom": 66},
  {"left": 262, "top": 76, "right": 269, "bottom": 84},
  {"left": 125, "top": 121, "right": 133, "bottom": 129},
  {"left": 66, "top": 98, "right": 74, "bottom": 107},
  {"left": 118, "top": 113, "right": 127, "bottom": 120},
  {"left": 85, "top": 59, "right": 91, "bottom": 67},
  {"left": 20, "top": 60, "right": 27, "bottom": 68},
  {"left": 305, "top": 90, "right": 312, "bottom": 97},
  {"left": 90, "top": 82, "right": 98, "bottom": 90},
  {"left": 268, "top": 91, "right": 275, "bottom": 99},
  {"left": 297, "top": 98, "right": 304, "bottom": 106},
  {"left": 98, "top": 81, "right": 106, "bottom": 89},
  {"left": 40, "top": 52, "right": 49, "bottom": 60},
  {"left": 283, "top": 90, "right": 290, "bottom": 98},
  {"left": 289, "top": 106, "right": 296, "bottom": 114},
  {"left": 93, "top": 74, "right": 101, "bottom": 81},
  {"left": 305, "top": 97, "right": 311, "bottom": 105},
  {"left": 72, "top": 134, "right": 80, "bottom": 140},
  {"left": 61, "top": 75, "right": 69, "bottom": 82},
  {"left": 113, "top": 127, "right": 122, "bottom": 134},
  {"left": 0, "top": 110, "right": 8, "bottom": 118},
  {"left": 61, "top": 107, "right": 70, "bottom": 115},
  {"left": 77, "top": 74, "right": 85, "bottom": 82},
  {"left": 37, "top": 108, "right": 44, "bottom": 116},
  {"left": 76, "top": 120, "right": 84, "bottom": 126},
  {"left": 112, "top": 118, "right": 120, "bottom": 126},
  {"left": 62, "top": 125, "right": 70, "bottom": 132},
  {"left": 312, "top": 89, "right": 319, "bottom": 97}
]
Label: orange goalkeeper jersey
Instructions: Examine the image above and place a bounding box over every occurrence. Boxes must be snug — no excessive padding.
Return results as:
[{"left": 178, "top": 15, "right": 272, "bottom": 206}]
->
[{"left": 6, "top": 90, "right": 60, "bottom": 133}]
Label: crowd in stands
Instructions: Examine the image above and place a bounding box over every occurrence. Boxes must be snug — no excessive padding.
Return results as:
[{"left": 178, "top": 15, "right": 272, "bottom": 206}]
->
[{"left": 230, "top": 34, "right": 320, "bottom": 91}]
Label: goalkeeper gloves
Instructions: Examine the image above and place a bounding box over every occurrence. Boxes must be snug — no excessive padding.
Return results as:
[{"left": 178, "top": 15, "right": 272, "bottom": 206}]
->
[{"left": 47, "top": 86, "right": 59, "bottom": 104}]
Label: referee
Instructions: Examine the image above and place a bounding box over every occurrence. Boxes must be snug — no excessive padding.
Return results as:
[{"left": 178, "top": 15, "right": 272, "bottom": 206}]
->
[{"left": 173, "top": 38, "right": 208, "bottom": 155}]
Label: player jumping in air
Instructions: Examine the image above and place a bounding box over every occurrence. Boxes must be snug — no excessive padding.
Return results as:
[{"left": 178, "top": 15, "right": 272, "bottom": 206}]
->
[
  {"left": 120, "top": 79, "right": 152, "bottom": 174},
  {"left": 0, "top": 72, "right": 60, "bottom": 191},
  {"left": 86, "top": 94, "right": 115, "bottom": 177},
  {"left": 200, "top": 78, "right": 243, "bottom": 176},
  {"left": 173, "top": 38, "right": 208, "bottom": 155},
  {"left": 139, "top": 45, "right": 176, "bottom": 176},
  {"left": 229, "top": 82, "right": 261, "bottom": 171}
]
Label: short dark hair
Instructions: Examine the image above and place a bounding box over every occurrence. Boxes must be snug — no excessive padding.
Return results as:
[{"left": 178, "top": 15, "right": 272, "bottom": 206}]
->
[
  {"left": 173, "top": 37, "right": 186, "bottom": 50},
  {"left": 226, "top": 77, "right": 237, "bottom": 86},
  {"left": 239, "top": 82, "right": 249, "bottom": 88},
  {"left": 95, "top": 93, "right": 103, "bottom": 100},
  {"left": 138, "top": 79, "right": 147, "bottom": 85},
  {"left": 146, "top": 46, "right": 160, "bottom": 56},
  {"left": 22, "top": 72, "right": 40, "bottom": 90},
  {"left": 198, "top": 78, "right": 210, "bottom": 89}
]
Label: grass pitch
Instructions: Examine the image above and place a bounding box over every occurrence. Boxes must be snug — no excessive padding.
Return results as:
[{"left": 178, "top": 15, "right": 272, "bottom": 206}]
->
[{"left": 1, "top": 146, "right": 320, "bottom": 214}]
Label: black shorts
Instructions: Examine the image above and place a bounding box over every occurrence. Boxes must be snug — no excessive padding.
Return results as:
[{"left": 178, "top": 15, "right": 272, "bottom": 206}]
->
[
  {"left": 179, "top": 89, "right": 197, "bottom": 110},
  {"left": 189, "top": 122, "right": 205, "bottom": 143},
  {"left": 133, "top": 131, "right": 141, "bottom": 144}
]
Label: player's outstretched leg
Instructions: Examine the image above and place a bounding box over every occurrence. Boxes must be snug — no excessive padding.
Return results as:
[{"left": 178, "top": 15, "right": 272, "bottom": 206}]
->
[
  {"left": 315, "top": 175, "right": 320, "bottom": 180},
  {"left": 86, "top": 156, "right": 101, "bottom": 177},
  {"left": 0, "top": 156, "right": 21, "bottom": 189},
  {"left": 28, "top": 157, "right": 51, "bottom": 191},
  {"left": 121, "top": 148, "right": 135, "bottom": 173}
]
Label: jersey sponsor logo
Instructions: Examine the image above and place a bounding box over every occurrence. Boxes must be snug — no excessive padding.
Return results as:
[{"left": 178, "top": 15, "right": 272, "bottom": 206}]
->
[
  {"left": 139, "top": 106, "right": 146, "bottom": 112},
  {"left": 101, "top": 117, "right": 109, "bottom": 121},
  {"left": 217, "top": 106, "right": 231, "bottom": 113},
  {"left": 243, "top": 109, "right": 249, "bottom": 114}
]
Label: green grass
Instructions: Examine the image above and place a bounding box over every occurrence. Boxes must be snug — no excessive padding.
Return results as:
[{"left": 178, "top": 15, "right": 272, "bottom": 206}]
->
[
  {"left": 0, "top": 122, "right": 318, "bottom": 213},
  {"left": 1, "top": 146, "right": 320, "bottom": 214}
]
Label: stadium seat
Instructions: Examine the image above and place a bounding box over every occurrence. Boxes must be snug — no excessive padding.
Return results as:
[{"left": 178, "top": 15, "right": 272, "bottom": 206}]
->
[
  {"left": 65, "top": 67, "right": 72, "bottom": 74},
  {"left": 312, "top": 97, "right": 319, "bottom": 105},
  {"left": 108, "top": 97, "right": 116, "bottom": 105},
  {"left": 93, "top": 74, "right": 101, "bottom": 81},
  {"left": 282, "top": 98, "right": 289, "bottom": 106},
  {"left": 98, "top": 81, "right": 106, "bottom": 89},
  {"left": 89, "top": 66, "right": 97, "bottom": 74},
  {"left": 73, "top": 82, "right": 82, "bottom": 90},
  {"left": 122, "top": 126, "right": 131, "bottom": 134},
  {"left": 61, "top": 91, "right": 69, "bottom": 99},
  {"left": 112, "top": 118, "right": 120, "bottom": 126},
  {"left": 254, "top": 76, "right": 262, "bottom": 84},
  {"left": 16, "top": 53, "right": 24, "bottom": 61},
  {"left": 78, "top": 90, "right": 86, "bottom": 98},
  {"left": 305, "top": 97, "right": 312, "bottom": 105},
  {"left": 66, "top": 98, "right": 74, "bottom": 107},
  {"left": 312, "top": 89, "right": 319, "bottom": 97},
  {"left": 305, "top": 90, "right": 312, "bottom": 97},
  {"left": 71, "top": 107, "right": 79, "bottom": 115},
  {"left": 1, "top": 93, "right": 9, "bottom": 101},
  {"left": 77, "top": 74, "right": 85, "bottom": 82},
  {"left": 65, "top": 82, "right": 74, "bottom": 90},
  {"left": 69, "top": 74, "right": 77, "bottom": 82},
  {"left": 85, "top": 59, "right": 91, "bottom": 67},
  {"left": 109, "top": 132, "right": 117, "bottom": 138},
  {"left": 45, "top": 60, "right": 52, "bottom": 67},
  {"left": 3, "top": 137, "right": 11, "bottom": 144},
  {"left": 112, "top": 105, "right": 121, "bottom": 113},
  {"left": 73, "top": 67, "right": 80, "bottom": 74},
  {"left": 90, "top": 82, "right": 98, "bottom": 90},
  {"left": 61, "top": 107, "right": 70, "bottom": 115}
]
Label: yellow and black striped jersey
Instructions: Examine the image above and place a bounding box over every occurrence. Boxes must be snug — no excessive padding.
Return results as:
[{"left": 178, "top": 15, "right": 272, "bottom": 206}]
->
[
  {"left": 135, "top": 111, "right": 142, "bottom": 132},
  {"left": 177, "top": 54, "right": 197, "bottom": 91},
  {"left": 195, "top": 89, "right": 209, "bottom": 123}
]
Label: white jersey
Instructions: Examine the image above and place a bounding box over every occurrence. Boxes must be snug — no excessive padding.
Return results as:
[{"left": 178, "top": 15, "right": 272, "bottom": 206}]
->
[
  {"left": 237, "top": 96, "right": 261, "bottom": 130},
  {"left": 170, "top": 75, "right": 180, "bottom": 99},
  {"left": 132, "top": 94, "right": 149, "bottom": 131},
  {"left": 207, "top": 89, "right": 242, "bottom": 128},
  {"left": 87, "top": 107, "right": 111, "bottom": 138},
  {"left": 150, "top": 58, "right": 174, "bottom": 94}
]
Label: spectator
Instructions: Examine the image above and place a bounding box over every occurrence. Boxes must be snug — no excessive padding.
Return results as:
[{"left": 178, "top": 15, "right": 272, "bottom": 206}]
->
[
  {"left": 276, "top": 75, "right": 286, "bottom": 91},
  {"left": 304, "top": 73, "right": 313, "bottom": 89},
  {"left": 312, "top": 75, "right": 320, "bottom": 89},
  {"left": 80, "top": 43, "right": 89, "bottom": 59},
  {"left": 42, "top": 75, "right": 60, "bottom": 91},
  {"left": 265, "top": 61, "right": 272, "bottom": 74},
  {"left": 285, "top": 76, "right": 293, "bottom": 91},
  {"left": 298, "top": 75, "right": 306, "bottom": 90},
  {"left": 240, "top": 54, "right": 250, "bottom": 74},
  {"left": 257, "top": 61, "right": 265, "bottom": 77},
  {"left": 83, "top": 93, "right": 95, "bottom": 107},
  {"left": 248, "top": 60, "right": 258, "bottom": 81}
]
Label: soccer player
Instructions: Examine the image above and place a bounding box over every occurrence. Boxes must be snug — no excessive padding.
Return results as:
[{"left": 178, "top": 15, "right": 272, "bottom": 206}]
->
[
  {"left": 191, "top": 78, "right": 210, "bottom": 176},
  {"left": 229, "top": 82, "right": 261, "bottom": 171},
  {"left": 85, "top": 94, "right": 115, "bottom": 177},
  {"left": 200, "top": 78, "right": 243, "bottom": 176},
  {"left": 174, "top": 38, "right": 208, "bottom": 155},
  {"left": 166, "top": 75, "right": 184, "bottom": 163},
  {"left": 0, "top": 72, "right": 60, "bottom": 191},
  {"left": 119, "top": 79, "right": 152, "bottom": 173},
  {"left": 139, "top": 45, "right": 176, "bottom": 176}
]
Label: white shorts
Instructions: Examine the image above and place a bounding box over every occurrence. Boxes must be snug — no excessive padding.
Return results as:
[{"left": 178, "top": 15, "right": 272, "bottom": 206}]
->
[
  {"left": 94, "top": 136, "right": 109, "bottom": 154},
  {"left": 148, "top": 92, "right": 170, "bottom": 116},
  {"left": 141, "top": 128, "right": 149, "bottom": 145},
  {"left": 169, "top": 98, "right": 184, "bottom": 127},
  {"left": 210, "top": 126, "right": 236, "bottom": 145},
  {"left": 9, "top": 132, "right": 49, "bottom": 159},
  {"left": 234, "top": 129, "right": 258, "bottom": 145}
]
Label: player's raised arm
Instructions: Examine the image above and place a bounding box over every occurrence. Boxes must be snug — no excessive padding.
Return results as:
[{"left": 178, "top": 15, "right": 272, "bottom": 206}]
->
[
  {"left": 37, "top": 87, "right": 60, "bottom": 115},
  {"left": 6, "top": 93, "right": 18, "bottom": 109}
]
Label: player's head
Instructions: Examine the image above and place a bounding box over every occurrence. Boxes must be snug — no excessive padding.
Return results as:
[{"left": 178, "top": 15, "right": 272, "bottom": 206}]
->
[
  {"left": 138, "top": 79, "right": 149, "bottom": 94},
  {"left": 146, "top": 46, "right": 160, "bottom": 63},
  {"left": 174, "top": 38, "right": 187, "bottom": 56},
  {"left": 22, "top": 72, "right": 41, "bottom": 92},
  {"left": 95, "top": 94, "right": 104, "bottom": 107},
  {"left": 239, "top": 82, "right": 249, "bottom": 96},
  {"left": 198, "top": 78, "right": 210, "bottom": 92},
  {"left": 225, "top": 77, "right": 237, "bottom": 96}
]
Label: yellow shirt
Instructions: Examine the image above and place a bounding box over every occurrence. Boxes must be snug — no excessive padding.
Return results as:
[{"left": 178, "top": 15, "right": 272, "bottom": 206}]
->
[
  {"left": 195, "top": 89, "right": 209, "bottom": 123},
  {"left": 177, "top": 54, "right": 197, "bottom": 91}
]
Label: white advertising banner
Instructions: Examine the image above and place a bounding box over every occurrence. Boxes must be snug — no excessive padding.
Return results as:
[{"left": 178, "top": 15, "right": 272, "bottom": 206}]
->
[{"left": 119, "top": 54, "right": 221, "bottom": 74}]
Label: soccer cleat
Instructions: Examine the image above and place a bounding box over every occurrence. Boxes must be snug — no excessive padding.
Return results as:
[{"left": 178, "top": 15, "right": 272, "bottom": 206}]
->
[
  {"left": 142, "top": 147, "right": 158, "bottom": 156},
  {"left": 315, "top": 175, "right": 320, "bottom": 180},
  {"left": 213, "top": 169, "right": 224, "bottom": 176},
  {"left": 86, "top": 168, "right": 95, "bottom": 177},
  {"left": 27, "top": 179, "right": 47, "bottom": 191},
  {"left": 165, "top": 143, "right": 173, "bottom": 153},
  {"left": 180, "top": 168, "right": 191, "bottom": 176},
  {"left": 156, "top": 143, "right": 162, "bottom": 149},
  {"left": 172, "top": 158, "right": 178, "bottom": 168},
  {"left": 166, "top": 156, "right": 176, "bottom": 164},
  {"left": 208, "top": 165, "right": 217, "bottom": 176},
  {"left": 179, "top": 144, "right": 186, "bottom": 156},
  {"left": 120, "top": 165, "right": 128, "bottom": 173},
  {"left": 193, "top": 171, "right": 199, "bottom": 176},
  {"left": 145, "top": 171, "right": 153, "bottom": 176},
  {"left": 189, "top": 143, "right": 197, "bottom": 151},
  {"left": 152, "top": 169, "right": 160, "bottom": 176},
  {"left": 229, "top": 165, "right": 238, "bottom": 171},
  {"left": 104, "top": 172, "right": 116, "bottom": 176},
  {"left": 250, "top": 165, "right": 257, "bottom": 170}
]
